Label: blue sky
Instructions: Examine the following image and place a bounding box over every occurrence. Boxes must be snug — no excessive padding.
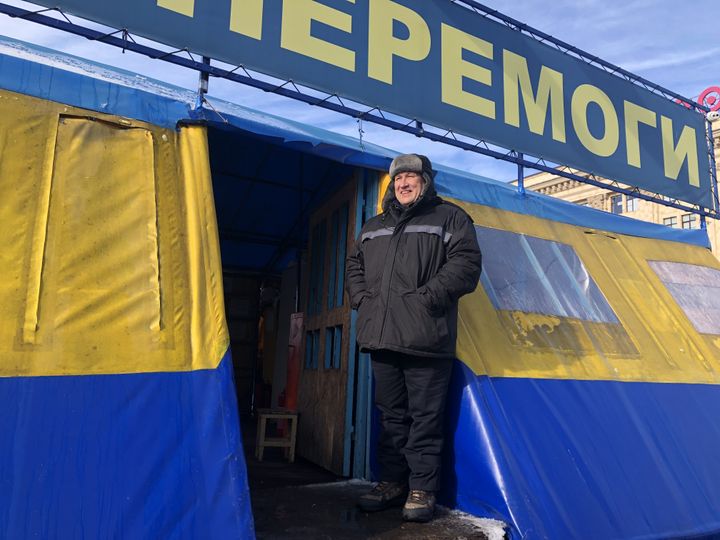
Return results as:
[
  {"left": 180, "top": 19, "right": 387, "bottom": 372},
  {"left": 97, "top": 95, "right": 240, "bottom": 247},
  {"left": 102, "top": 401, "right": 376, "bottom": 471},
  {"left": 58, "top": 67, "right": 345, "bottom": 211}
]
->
[{"left": 0, "top": 0, "right": 717, "bottom": 181}]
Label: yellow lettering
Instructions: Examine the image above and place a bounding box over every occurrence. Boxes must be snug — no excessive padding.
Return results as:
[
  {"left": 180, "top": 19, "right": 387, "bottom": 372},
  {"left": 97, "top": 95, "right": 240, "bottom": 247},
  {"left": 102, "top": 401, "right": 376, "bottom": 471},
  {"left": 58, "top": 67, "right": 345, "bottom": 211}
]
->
[
  {"left": 571, "top": 84, "right": 619, "bottom": 157},
  {"left": 623, "top": 101, "right": 656, "bottom": 168},
  {"left": 230, "top": 0, "right": 264, "bottom": 40},
  {"left": 661, "top": 116, "right": 700, "bottom": 187},
  {"left": 157, "top": 0, "right": 194, "bottom": 18},
  {"left": 441, "top": 24, "right": 494, "bottom": 120},
  {"left": 280, "top": 0, "right": 355, "bottom": 72},
  {"left": 503, "top": 50, "right": 565, "bottom": 141},
  {"left": 368, "top": 0, "right": 431, "bottom": 84}
]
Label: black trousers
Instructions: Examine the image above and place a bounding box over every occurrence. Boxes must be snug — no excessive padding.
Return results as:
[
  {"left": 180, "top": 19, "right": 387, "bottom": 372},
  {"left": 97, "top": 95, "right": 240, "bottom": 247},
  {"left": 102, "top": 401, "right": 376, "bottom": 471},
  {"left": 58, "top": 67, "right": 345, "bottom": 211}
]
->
[{"left": 370, "top": 350, "right": 454, "bottom": 492}]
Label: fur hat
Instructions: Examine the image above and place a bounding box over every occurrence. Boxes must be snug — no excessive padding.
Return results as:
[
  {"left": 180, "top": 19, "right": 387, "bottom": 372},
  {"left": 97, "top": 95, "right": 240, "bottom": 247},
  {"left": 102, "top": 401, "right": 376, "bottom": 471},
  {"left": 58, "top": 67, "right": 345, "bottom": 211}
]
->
[{"left": 389, "top": 154, "right": 435, "bottom": 182}]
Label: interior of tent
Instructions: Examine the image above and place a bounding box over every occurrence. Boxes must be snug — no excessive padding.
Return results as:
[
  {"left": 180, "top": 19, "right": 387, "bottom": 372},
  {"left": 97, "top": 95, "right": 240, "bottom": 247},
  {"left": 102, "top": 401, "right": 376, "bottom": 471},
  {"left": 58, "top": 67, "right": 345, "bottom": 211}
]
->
[
  {"left": 3, "top": 36, "right": 720, "bottom": 539},
  {"left": 206, "top": 123, "right": 377, "bottom": 476}
]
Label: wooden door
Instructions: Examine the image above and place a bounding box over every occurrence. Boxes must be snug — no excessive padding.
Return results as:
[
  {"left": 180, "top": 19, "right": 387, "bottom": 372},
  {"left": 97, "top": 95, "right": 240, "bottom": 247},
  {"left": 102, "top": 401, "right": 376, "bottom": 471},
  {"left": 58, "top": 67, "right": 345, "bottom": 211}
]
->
[{"left": 296, "top": 177, "right": 356, "bottom": 474}]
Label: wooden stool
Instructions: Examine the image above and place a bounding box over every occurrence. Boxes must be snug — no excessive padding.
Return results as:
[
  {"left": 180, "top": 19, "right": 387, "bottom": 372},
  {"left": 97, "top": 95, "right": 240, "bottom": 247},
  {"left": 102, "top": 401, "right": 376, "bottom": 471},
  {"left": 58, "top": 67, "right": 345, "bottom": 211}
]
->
[{"left": 255, "top": 408, "right": 298, "bottom": 462}]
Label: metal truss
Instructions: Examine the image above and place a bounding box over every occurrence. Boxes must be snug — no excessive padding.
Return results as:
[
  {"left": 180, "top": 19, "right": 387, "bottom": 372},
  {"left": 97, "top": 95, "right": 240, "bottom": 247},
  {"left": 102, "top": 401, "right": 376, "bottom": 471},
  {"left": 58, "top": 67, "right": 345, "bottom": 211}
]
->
[{"left": 1, "top": 1, "right": 718, "bottom": 220}]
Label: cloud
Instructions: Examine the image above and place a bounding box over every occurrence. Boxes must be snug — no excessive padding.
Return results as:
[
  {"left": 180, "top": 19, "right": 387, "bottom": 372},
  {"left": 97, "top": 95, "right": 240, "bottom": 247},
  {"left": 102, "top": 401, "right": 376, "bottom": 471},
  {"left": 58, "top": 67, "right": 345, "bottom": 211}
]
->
[{"left": 617, "top": 47, "right": 720, "bottom": 73}]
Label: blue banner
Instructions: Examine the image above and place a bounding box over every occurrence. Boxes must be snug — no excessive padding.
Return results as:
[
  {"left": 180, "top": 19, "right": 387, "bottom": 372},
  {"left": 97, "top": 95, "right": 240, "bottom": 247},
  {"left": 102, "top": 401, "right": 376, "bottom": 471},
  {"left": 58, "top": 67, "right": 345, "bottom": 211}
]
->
[{"left": 33, "top": 0, "right": 714, "bottom": 208}]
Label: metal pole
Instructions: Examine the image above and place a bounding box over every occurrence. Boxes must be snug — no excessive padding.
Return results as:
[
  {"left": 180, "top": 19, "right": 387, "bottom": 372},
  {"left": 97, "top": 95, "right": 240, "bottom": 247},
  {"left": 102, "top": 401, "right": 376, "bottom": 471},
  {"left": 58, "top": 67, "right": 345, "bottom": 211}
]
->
[
  {"left": 517, "top": 152, "right": 526, "bottom": 195},
  {"left": 706, "top": 119, "right": 719, "bottom": 214},
  {"left": 195, "top": 56, "right": 210, "bottom": 109},
  {"left": 295, "top": 154, "right": 304, "bottom": 313}
]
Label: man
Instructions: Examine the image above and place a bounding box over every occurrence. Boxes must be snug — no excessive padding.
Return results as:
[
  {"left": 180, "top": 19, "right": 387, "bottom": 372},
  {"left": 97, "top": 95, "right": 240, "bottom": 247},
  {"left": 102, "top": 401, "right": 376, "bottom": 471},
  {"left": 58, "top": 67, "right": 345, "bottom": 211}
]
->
[{"left": 345, "top": 154, "right": 482, "bottom": 522}]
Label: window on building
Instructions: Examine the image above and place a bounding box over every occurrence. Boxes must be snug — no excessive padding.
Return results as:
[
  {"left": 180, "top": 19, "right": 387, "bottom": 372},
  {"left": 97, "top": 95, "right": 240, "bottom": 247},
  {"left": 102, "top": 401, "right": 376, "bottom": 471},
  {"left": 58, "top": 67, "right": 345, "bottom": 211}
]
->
[
  {"left": 626, "top": 197, "right": 639, "bottom": 212},
  {"left": 663, "top": 216, "right": 678, "bottom": 228},
  {"left": 649, "top": 261, "right": 720, "bottom": 335},
  {"left": 681, "top": 214, "right": 698, "bottom": 229},
  {"left": 610, "top": 194, "right": 623, "bottom": 214}
]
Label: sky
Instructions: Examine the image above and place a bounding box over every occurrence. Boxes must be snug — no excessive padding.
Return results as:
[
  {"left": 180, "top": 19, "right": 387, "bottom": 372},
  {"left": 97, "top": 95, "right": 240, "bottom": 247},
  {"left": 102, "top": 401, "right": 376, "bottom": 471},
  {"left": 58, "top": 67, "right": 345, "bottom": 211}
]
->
[{"left": 0, "top": 0, "right": 717, "bottom": 182}]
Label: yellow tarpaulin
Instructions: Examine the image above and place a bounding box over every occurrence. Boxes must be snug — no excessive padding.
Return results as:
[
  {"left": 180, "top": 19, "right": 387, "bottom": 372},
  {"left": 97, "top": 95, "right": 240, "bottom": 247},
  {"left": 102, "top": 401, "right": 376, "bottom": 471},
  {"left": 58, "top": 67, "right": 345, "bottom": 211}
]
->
[
  {"left": 0, "top": 90, "right": 227, "bottom": 376},
  {"left": 453, "top": 199, "right": 720, "bottom": 385}
]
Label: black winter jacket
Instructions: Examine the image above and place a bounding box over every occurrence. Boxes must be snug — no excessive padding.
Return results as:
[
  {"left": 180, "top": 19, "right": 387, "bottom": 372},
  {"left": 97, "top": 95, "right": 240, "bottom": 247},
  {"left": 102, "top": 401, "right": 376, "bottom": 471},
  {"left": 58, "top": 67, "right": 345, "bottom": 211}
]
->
[{"left": 345, "top": 179, "right": 482, "bottom": 358}]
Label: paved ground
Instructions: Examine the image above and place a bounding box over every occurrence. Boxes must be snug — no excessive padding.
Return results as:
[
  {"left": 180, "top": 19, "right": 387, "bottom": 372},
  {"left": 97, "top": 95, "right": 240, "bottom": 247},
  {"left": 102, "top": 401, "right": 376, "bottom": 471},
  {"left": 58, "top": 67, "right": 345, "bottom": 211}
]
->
[
  {"left": 246, "top": 450, "right": 503, "bottom": 540},
  {"left": 244, "top": 418, "right": 505, "bottom": 539},
  {"left": 252, "top": 480, "right": 500, "bottom": 540}
]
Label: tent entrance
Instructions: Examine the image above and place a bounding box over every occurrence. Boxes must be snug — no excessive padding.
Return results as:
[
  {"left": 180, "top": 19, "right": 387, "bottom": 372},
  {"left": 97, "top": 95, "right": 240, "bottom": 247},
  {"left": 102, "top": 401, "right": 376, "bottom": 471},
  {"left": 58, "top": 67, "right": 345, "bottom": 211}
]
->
[{"left": 206, "top": 125, "right": 377, "bottom": 478}]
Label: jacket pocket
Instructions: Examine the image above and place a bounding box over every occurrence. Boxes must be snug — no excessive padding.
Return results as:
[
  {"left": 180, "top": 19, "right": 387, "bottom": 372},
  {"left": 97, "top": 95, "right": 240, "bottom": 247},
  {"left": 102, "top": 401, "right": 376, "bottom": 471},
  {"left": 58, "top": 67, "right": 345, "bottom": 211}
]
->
[
  {"left": 416, "top": 289, "right": 440, "bottom": 314},
  {"left": 389, "top": 291, "right": 450, "bottom": 352},
  {"left": 356, "top": 291, "right": 379, "bottom": 347}
]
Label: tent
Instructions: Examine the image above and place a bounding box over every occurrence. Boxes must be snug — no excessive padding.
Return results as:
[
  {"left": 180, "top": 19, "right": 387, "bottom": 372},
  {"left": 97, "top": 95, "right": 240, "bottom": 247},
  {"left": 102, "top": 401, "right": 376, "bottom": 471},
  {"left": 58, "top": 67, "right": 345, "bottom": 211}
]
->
[{"left": 1, "top": 36, "right": 720, "bottom": 539}]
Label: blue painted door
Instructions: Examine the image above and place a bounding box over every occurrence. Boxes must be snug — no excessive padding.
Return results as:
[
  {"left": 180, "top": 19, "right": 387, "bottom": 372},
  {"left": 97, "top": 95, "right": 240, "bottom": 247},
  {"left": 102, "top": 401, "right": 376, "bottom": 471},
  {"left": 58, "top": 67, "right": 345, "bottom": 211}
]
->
[{"left": 343, "top": 169, "right": 382, "bottom": 479}]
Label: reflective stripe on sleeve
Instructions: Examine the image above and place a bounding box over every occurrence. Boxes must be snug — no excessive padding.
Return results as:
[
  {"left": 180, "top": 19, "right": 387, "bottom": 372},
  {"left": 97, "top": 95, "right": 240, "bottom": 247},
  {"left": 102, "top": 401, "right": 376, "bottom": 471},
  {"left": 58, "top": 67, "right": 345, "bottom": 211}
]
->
[{"left": 361, "top": 227, "right": 395, "bottom": 242}]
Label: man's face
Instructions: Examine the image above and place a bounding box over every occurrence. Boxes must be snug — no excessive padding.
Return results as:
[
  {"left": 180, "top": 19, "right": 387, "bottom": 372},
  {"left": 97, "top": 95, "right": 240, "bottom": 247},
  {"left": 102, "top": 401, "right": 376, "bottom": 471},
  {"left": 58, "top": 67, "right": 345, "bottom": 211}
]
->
[{"left": 394, "top": 171, "right": 424, "bottom": 206}]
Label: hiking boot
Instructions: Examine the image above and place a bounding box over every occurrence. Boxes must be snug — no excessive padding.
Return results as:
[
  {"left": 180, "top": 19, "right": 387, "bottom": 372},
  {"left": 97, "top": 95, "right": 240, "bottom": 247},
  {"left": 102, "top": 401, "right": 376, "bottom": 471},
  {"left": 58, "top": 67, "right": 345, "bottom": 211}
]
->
[
  {"left": 357, "top": 481, "right": 408, "bottom": 512},
  {"left": 402, "top": 490, "right": 436, "bottom": 522}
]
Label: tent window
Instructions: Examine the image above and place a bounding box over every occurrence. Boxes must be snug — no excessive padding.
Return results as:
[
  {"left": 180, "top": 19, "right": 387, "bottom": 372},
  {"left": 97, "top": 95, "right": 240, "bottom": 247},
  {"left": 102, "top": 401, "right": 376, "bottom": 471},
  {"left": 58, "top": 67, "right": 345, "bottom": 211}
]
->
[
  {"left": 649, "top": 261, "right": 720, "bottom": 335},
  {"left": 476, "top": 226, "right": 617, "bottom": 323}
]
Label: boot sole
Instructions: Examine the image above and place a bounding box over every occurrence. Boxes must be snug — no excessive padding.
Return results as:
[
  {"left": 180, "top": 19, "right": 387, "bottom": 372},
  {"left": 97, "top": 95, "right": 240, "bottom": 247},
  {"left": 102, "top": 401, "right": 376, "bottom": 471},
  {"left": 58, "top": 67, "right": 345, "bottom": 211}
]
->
[{"left": 402, "top": 508, "right": 434, "bottom": 522}]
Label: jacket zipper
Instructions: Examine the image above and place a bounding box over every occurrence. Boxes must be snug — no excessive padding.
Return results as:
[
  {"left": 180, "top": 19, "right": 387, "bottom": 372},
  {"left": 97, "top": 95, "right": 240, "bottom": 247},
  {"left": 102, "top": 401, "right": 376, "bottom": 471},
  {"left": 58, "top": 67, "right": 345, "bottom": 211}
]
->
[
  {"left": 377, "top": 211, "right": 413, "bottom": 346},
  {"left": 377, "top": 232, "right": 398, "bottom": 346}
]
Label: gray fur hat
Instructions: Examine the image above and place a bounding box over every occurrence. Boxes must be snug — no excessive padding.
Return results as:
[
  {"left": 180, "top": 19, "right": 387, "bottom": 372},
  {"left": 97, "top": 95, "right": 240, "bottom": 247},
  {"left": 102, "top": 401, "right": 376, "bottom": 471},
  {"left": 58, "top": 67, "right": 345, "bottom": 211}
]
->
[{"left": 389, "top": 154, "right": 435, "bottom": 181}]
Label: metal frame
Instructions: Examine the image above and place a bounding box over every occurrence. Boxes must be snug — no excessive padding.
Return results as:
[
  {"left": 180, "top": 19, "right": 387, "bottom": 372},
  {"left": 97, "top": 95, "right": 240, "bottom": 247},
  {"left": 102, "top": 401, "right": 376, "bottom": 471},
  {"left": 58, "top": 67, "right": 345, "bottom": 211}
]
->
[{"left": 2, "top": 1, "right": 718, "bottom": 220}]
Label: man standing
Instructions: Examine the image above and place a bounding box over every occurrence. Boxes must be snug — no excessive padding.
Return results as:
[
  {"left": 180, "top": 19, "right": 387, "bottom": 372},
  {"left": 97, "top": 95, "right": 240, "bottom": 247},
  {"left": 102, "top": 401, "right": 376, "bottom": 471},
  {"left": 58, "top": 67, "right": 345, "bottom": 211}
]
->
[{"left": 346, "top": 154, "right": 482, "bottom": 522}]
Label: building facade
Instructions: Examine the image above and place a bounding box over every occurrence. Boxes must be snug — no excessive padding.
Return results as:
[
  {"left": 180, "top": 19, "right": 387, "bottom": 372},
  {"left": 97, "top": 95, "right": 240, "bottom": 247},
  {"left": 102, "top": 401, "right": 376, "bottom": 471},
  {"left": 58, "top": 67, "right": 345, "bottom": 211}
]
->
[{"left": 515, "top": 121, "right": 720, "bottom": 258}]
